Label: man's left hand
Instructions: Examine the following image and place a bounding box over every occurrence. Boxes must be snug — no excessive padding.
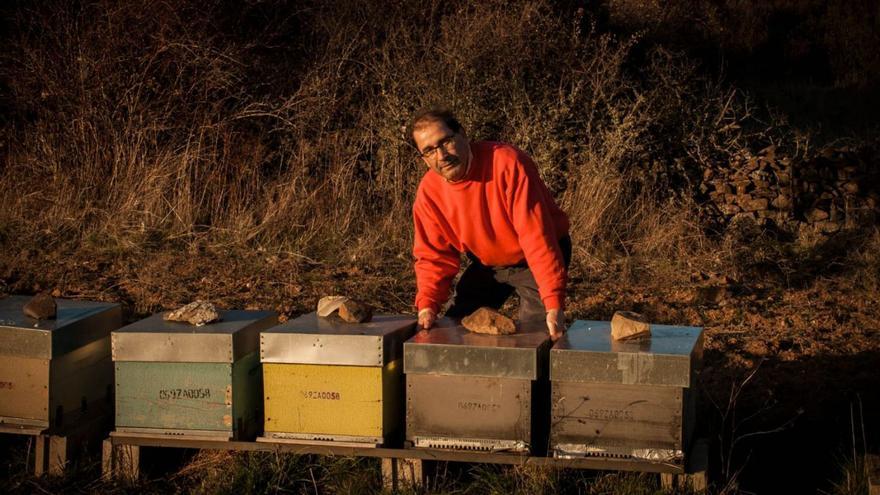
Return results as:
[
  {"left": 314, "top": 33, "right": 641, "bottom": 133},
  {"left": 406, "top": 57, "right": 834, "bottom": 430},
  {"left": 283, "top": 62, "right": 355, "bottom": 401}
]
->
[{"left": 546, "top": 308, "right": 565, "bottom": 341}]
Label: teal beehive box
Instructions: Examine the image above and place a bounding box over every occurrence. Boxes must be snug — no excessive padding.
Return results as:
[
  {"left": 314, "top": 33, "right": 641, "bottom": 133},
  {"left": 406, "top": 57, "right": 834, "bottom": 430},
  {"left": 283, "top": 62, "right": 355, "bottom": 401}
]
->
[{"left": 111, "top": 310, "right": 276, "bottom": 440}]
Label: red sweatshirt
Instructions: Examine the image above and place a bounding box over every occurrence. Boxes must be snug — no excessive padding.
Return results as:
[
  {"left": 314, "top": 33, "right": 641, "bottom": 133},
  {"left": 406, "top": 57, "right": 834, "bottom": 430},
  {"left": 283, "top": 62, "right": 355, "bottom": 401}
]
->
[{"left": 413, "top": 141, "right": 570, "bottom": 314}]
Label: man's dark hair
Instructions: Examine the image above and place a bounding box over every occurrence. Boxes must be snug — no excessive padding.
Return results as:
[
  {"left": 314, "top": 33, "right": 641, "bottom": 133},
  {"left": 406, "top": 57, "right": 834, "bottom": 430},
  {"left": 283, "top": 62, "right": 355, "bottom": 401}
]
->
[{"left": 410, "top": 108, "right": 463, "bottom": 137}]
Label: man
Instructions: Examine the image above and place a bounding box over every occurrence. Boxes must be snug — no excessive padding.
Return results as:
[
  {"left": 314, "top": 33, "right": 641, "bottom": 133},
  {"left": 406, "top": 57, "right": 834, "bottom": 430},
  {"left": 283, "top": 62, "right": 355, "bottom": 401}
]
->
[{"left": 411, "top": 109, "right": 571, "bottom": 339}]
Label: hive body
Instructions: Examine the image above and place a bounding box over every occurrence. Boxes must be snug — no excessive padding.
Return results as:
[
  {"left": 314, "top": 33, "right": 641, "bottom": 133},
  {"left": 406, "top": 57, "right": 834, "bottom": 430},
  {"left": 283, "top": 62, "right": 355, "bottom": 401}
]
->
[
  {"left": 0, "top": 296, "right": 122, "bottom": 431},
  {"left": 112, "top": 310, "right": 275, "bottom": 440},
  {"left": 550, "top": 321, "right": 703, "bottom": 462},
  {"left": 260, "top": 313, "right": 415, "bottom": 444},
  {"left": 404, "top": 321, "right": 550, "bottom": 453}
]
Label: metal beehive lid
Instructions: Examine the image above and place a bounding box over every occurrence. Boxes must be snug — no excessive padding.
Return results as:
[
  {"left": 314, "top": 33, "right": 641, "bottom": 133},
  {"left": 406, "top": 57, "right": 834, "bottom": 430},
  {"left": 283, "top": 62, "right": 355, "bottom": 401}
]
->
[
  {"left": 550, "top": 320, "right": 704, "bottom": 387},
  {"left": 260, "top": 312, "right": 417, "bottom": 366},
  {"left": 403, "top": 319, "right": 551, "bottom": 380},
  {"left": 0, "top": 295, "right": 122, "bottom": 359},
  {"left": 112, "top": 310, "right": 277, "bottom": 363}
]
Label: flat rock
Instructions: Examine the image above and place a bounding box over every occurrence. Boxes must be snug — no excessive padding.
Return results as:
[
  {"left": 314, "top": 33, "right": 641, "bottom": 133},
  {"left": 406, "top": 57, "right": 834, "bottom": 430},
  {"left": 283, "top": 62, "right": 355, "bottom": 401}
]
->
[
  {"left": 23, "top": 293, "right": 57, "bottom": 320},
  {"left": 317, "top": 295, "right": 373, "bottom": 323},
  {"left": 317, "top": 296, "right": 348, "bottom": 317},
  {"left": 338, "top": 299, "right": 373, "bottom": 323},
  {"left": 611, "top": 311, "right": 652, "bottom": 341},
  {"left": 461, "top": 307, "right": 516, "bottom": 335},
  {"left": 164, "top": 301, "right": 221, "bottom": 326}
]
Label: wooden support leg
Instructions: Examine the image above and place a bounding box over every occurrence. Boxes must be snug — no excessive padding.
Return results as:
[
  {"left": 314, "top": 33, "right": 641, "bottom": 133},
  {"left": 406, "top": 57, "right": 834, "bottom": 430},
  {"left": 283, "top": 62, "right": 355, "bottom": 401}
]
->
[
  {"left": 381, "top": 457, "right": 423, "bottom": 491},
  {"left": 48, "top": 435, "right": 70, "bottom": 475},
  {"left": 101, "top": 439, "right": 140, "bottom": 482},
  {"left": 34, "top": 435, "right": 49, "bottom": 476},
  {"left": 660, "top": 472, "right": 674, "bottom": 490},
  {"left": 661, "top": 472, "right": 708, "bottom": 491},
  {"left": 381, "top": 458, "right": 395, "bottom": 492},
  {"left": 661, "top": 472, "right": 708, "bottom": 492},
  {"left": 868, "top": 454, "right": 880, "bottom": 495}
]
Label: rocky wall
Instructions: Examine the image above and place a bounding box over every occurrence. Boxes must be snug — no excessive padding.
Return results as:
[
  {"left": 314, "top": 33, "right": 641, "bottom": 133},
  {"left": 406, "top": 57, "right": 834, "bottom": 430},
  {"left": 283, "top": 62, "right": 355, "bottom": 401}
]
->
[{"left": 701, "top": 145, "right": 879, "bottom": 234}]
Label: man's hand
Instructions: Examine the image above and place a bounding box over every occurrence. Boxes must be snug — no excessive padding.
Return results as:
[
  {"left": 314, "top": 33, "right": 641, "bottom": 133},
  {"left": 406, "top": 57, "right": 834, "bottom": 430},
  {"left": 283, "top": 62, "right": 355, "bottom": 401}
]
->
[
  {"left": 418, "top": 308, "right": 436, "bottom": 330},
  {"left": 546, "top": 308, "right": 565, "bottom": 341}
]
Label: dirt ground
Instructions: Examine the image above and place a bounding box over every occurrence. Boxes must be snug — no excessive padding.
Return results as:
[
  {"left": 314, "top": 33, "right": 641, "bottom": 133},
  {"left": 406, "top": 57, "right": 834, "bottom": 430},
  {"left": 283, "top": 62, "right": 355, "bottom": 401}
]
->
[{"left": 1, "top": 243, "right": 878, "bottom": 493}]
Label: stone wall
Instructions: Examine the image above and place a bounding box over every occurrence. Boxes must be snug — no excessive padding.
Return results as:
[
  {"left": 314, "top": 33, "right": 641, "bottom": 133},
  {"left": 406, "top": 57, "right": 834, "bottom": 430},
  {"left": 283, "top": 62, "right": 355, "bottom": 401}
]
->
[{"left": 701, "top": 145, "right": 879, "bottom": 234}]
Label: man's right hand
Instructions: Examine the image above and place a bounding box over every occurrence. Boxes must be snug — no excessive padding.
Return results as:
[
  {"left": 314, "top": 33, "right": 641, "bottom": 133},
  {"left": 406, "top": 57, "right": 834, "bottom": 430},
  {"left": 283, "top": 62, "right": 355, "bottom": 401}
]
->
[{"left": 418, "top": 308, "right": 436, "bottom": 330}]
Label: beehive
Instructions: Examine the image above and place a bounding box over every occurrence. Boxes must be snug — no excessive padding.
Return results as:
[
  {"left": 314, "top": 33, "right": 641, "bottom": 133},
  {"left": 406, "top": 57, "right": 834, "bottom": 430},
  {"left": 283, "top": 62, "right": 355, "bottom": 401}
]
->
[
  {"left": 0, "top": 296, "right": 122, "bottom": 432},
  {"left": 550, "top": 320, "right": 703, "bottom": 462},
  {"left": 112, "top": 310, "right": 276, "bottom": 440},
  {"left": 404, "top": 321, "right": 551, "bottom": 453},
  {"left": 259, "top": 312, "right": 415, "bottom": 445}
]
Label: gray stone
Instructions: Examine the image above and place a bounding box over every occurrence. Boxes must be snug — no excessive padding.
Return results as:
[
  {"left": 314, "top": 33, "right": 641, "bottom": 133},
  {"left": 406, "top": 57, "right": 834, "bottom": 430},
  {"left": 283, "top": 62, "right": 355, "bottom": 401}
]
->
[
  {"left": 164, "top": 301, "right": 221, "bottom": 326},
  {"left": 317, "top": 296, "right": 348, "bottom": 317}
]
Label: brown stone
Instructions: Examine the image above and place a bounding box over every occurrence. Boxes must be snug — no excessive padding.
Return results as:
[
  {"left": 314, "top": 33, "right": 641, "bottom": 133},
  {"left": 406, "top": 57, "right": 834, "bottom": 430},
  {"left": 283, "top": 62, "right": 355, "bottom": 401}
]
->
[
  {"left": 807, "top": 208, "right": 830, "bottom": 222},
  {"left": 816, "top": 221, "right": 841, "bottom": 234},
  {"left": 337, "top": 299, "right": 373, "bottom": 323},
  {"left": 23, "top": 293, "right": 56, "bottom": 320},
  {"left": 713, "top": 181, "right": 733, "bottom": 194},
  {"left": 720, "top": 203, "right": 742, "bottom": 215},
  {"left": 775, "top": 171, "right": 791, "bottom": 184},
  {"left": 735, "top": 180, "right": 753, "bottom": 195},
  {"left": 842, "top": 181, "right": 859, "bottom": 195},
  {"left": 743, "top": 198, "right": 769, "bottom": 212},
  {"left": 760, "top": 145, "right": 777, "bottom": 159},
  {"left": 772, "top": 195, "right": 792, "bottom": 209},
  {"left": 611, "top": 311, "right": 652, "bottom": 341},
  {"left": 164, "top": 301, "right": 221, "bottom": 326},
  {"left": 461, "top": 307, "right": 516, "bottom": 335}
]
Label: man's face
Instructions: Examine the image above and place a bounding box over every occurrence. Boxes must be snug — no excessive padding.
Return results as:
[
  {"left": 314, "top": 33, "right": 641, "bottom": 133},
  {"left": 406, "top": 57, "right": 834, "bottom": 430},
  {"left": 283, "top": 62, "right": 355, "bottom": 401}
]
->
[{"left": 413, "top": 120, "right": 471, "bottom": 182}]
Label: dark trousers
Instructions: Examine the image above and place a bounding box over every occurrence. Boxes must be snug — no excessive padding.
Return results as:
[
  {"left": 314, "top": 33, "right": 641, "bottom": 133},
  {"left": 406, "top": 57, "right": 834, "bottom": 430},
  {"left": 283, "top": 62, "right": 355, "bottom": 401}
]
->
[{"left": 445, "top": 235, "right": 572, "bottom": 322}]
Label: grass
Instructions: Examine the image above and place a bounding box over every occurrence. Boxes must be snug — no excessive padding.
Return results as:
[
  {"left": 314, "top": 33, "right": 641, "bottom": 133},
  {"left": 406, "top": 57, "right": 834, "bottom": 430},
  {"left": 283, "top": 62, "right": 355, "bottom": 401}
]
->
[{"left": 0, "top": 0, "right": 782, "bottom": 271}]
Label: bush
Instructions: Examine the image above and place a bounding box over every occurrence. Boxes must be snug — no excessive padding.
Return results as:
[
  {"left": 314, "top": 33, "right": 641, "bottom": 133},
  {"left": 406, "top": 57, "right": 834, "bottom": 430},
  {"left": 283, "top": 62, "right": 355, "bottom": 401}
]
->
[{"left": 0, "top": 0, "right": 784, "bottom": 272}]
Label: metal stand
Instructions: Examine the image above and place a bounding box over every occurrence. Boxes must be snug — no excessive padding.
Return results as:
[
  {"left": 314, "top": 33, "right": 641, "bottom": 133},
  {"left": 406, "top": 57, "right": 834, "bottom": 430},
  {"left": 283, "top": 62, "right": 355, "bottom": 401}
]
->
[{"left": 102, "top": 433, "right": 709, "bottom": 491}]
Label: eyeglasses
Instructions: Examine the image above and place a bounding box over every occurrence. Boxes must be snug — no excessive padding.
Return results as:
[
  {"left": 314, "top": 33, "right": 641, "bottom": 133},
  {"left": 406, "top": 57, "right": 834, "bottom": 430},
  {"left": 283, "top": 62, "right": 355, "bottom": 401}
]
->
[{"left": 417, "top": 134, "right": 457, "bottom": 159}]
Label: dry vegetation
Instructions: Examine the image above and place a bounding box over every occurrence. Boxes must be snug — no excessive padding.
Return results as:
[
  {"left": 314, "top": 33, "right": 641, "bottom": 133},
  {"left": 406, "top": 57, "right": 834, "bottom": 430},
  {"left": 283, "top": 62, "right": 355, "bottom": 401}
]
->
[
  {"left": 0, "top": 0, "right": 761, "bottom": 266},
  {"left": 1, "top": 0, "right": 878, "bottom": 493}
]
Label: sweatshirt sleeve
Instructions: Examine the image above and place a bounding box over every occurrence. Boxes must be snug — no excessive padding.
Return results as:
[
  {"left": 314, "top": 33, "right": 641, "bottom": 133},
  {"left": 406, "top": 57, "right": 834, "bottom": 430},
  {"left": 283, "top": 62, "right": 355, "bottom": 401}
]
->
[
  {"left": 413, "top": 194, "right": 460, "bottom": 313},
  {"left": 505, "top": 152, "right": 568, "bottom": 311}
]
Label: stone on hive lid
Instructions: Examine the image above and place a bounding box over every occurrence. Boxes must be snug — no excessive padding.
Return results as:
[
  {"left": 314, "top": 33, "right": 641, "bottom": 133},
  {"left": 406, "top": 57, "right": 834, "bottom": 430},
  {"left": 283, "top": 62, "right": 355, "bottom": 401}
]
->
[
  {"left": 461, "top": 307, "right": 516, "bottom": 335},
  {"left": 164, "top": 300, "right": 221, "bottom": 326},
  {"left": 337, "top": 299, "right": 373, "bottom": 323},
  {"left": 22, "top": 293, "right": 57, "bottom": 320},
  {"left": 317, "top": 296, "right": 348, "bottom": 317},
  {"left": 610, "top": 311, "right": 651, "bottom": 341},
  {"left": 317, "top": 295, "right": 373, "bottom": 323}
]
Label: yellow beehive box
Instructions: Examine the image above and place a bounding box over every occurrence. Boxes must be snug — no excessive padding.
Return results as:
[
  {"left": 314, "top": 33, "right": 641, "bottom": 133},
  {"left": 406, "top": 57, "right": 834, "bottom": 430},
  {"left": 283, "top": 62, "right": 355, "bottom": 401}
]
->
[{"left": 259, "top": 313, "right": 415, "bottom": 445}]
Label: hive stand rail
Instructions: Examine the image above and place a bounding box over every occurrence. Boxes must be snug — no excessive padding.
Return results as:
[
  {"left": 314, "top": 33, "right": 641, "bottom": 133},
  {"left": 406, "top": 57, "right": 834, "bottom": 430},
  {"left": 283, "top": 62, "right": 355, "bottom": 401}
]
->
[
  {"left": 0, "top": 402, "right": 111, "bottom": 476},
  {"left": 102, "top": 433, "right": 708, "bottom": 491}
]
